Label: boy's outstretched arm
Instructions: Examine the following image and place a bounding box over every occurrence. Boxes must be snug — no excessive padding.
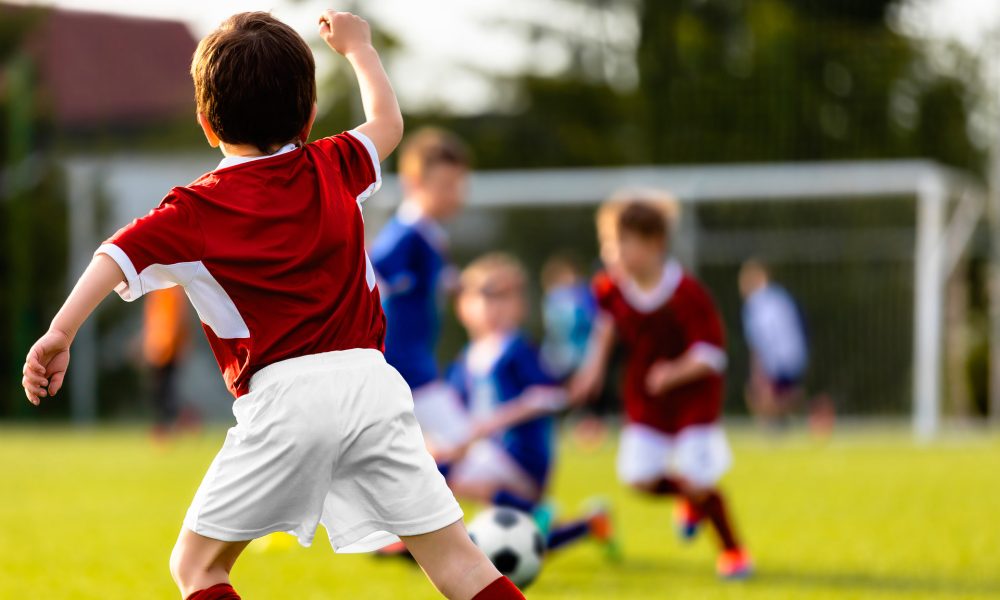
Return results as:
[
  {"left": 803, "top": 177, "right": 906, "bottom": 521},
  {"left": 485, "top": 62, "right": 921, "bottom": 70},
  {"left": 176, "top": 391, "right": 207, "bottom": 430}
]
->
[
  {"left": 319, "top": 11, "right": 403, "bottom": 161},
  {"left": 567, "top": 314, "right": 616, "bottom": 405},
  {"left": 471, "top": 386, "right": 569, "bottom": 441},
  {"left": 21, "top": 255, "right": 124, "bottom": 405},
  {"left": 645, "top": 344, "right": 726, "bottom": 395}
]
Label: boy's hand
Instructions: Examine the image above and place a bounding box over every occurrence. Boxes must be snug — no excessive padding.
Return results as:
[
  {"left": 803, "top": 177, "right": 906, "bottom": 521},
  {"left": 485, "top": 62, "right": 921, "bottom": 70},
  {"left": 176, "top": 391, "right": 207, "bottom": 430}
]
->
[
  {"left": 319, "top": 10, "right": 372, "bottom": 56},
  {"left": 22, "top": 329, "right": 72, "bottom": 405},
  {"left": 645, "top": 360, "right": 678, "bottom": 396}
]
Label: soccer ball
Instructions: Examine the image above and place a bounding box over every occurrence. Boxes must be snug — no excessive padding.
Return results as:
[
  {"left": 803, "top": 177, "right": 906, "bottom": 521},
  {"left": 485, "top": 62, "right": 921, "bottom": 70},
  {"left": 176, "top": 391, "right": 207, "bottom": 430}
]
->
[{"left": 468, "top": 507, "right": 545, "bottom": 589}]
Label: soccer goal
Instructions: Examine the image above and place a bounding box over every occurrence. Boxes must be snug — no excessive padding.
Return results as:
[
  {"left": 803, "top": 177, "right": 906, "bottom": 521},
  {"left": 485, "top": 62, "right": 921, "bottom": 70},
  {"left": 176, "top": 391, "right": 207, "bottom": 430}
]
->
[{"left": 368, "top": 160, "right": 989, "bottom": 439}]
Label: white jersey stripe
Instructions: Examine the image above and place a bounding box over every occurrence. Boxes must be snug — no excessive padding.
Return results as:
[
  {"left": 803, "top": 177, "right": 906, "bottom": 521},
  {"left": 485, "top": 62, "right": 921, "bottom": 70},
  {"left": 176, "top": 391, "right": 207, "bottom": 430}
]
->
[
  {"left": 96, "top": 243, "right": 250, "bottom": 339},
  {"left": 347, "top": 129, "right": 382, "bottom": 204}
]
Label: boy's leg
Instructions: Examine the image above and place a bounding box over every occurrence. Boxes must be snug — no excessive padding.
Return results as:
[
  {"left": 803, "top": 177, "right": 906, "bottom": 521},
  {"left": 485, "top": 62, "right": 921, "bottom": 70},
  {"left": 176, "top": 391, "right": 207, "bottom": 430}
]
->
[
  {"left": 170, "top": 528, "right": 250, "bottom": 599},
  {"left": 402, "top": 520, "right": 524, "bottom": 600},
  {"left": 673, "top": 425, "right": 752, "bottom": 577},
  {"left": 685, "top": 488, "right": 740, "bottom": 551}
]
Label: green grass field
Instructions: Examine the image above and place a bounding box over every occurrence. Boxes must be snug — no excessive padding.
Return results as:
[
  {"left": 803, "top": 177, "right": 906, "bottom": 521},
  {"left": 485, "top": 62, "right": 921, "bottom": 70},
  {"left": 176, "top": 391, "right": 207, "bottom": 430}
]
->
[{"left": 1, "top": 425, "right": 998, "bottom": 599}]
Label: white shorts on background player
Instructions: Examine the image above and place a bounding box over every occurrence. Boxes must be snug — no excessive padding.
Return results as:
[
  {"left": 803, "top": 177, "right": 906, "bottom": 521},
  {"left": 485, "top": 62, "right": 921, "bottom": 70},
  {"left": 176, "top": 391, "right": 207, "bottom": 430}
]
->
[
  {"left": 617, "top": 423, "right": 732, "bottom": 490},
  {"left": 183, "top": 349, "right": 463, "bottom": 553},
  {"left": 411, "top": 380, "right": 473, "bottom": 451},
  {"left": 448, "top": 438, "right": 540, "bottom": 498}
]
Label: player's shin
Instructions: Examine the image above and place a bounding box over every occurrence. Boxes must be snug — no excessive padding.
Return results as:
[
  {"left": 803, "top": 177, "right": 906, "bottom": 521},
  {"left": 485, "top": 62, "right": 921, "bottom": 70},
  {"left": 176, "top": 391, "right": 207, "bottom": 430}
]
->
[{"left": 695, "top": 489, "right": 740, "bottom": 551}]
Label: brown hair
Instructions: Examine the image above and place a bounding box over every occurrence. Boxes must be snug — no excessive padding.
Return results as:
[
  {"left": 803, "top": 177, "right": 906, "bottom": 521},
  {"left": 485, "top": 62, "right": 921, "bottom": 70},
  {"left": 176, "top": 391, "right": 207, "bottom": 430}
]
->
[
  {"left": 618, "top": 201, "right": 669, "bottom": 241},
  {"left": 191, "top": 12, "right": 316, "bottom": 153},
  {"left": 460, "top": 253, "right": 527, "bottom": 296},
  {"left": 399, "top": 127, "right": 470, "bottom": 181}
]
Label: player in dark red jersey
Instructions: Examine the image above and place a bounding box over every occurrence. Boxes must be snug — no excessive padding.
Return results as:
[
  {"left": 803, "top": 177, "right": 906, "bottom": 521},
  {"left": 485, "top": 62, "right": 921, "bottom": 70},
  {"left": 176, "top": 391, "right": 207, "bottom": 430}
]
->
[
  {"left": 570, "top": 197, "right": 752, "bottom": 579},
  {"left": 21, "top": 11, "right": 523, "bottom": 600}
]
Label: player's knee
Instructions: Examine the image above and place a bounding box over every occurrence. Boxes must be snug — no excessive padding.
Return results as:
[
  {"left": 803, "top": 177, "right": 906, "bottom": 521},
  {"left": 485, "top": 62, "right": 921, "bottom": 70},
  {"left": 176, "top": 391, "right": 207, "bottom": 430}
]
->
[
  {"left": 168, "top": 542, "right": 187, "bottom": 587},
  {"left": 168, "top": 540, "right": 209, "bottom": 593},
  {"left": 618, "top": 470, "right": 658, "bottom": 493}
]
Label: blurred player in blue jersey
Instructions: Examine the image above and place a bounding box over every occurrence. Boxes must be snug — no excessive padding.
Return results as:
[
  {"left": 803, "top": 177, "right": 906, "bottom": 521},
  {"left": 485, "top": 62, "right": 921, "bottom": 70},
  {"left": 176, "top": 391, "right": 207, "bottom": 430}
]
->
[
  {"left": 539, "top": 253, "right": 597, "bottom": 382},
  {"left": 539, "top": 253, "right": 612, "bottom": 448},
  {"left": 447, "top": 254, "right": 617, "bottom": 556},
  {"left": 739, "top": 258, "right": 813, "bottom": 429},
  {"left": 370, "top": 128, "right": 473, "bottom": 461}
]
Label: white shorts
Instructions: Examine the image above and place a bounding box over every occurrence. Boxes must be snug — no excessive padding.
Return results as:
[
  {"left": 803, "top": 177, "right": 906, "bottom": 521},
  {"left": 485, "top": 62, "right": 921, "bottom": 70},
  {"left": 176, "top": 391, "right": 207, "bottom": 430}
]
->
[
  {"left": 412, "top": 381, "right": 472, "bottom": 451},
  {"left": 449, "top": 440, "right": 540, "bottom": 499},
  {"left": 183, "top": 349, "right": 463, "bottom": 553},
  {"left": 617, "top": 423, "right": 732, "bottom": 490}
]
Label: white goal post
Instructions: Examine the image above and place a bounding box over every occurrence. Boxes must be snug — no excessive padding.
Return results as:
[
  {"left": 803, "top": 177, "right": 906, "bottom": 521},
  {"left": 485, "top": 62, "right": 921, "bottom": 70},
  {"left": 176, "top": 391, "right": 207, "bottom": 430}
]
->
[
  {"left": 65, "top": 156, "right": 988, "bottom": 438},
  {"left": 372, "top": 160, "right": 988, "bottom": 439}
]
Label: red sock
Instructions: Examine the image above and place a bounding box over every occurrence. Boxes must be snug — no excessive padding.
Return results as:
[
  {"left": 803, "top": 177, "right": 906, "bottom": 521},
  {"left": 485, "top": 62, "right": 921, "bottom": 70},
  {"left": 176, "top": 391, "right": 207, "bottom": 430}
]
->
[
  {"left": 186, "top": 583, "right": 241, "bottom": 600},
  {"left": 694, "top": 491, "right": 740, "bottom": 551},
  {"left": 472, "top": 576, "right": 525, "bottom": 599}
]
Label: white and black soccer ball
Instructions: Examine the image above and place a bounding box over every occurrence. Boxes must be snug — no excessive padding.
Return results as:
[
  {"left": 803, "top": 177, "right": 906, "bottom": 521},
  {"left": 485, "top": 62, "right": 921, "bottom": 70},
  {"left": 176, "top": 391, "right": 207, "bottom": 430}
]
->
[{"left": 468, "top": 507, "right": 546, "bottom": 589}]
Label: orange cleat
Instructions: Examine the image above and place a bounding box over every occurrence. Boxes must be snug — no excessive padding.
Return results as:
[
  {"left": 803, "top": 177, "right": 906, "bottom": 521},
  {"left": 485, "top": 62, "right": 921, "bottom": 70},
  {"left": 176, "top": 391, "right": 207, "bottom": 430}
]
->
[
  {"left": 716, "top": 547, "right": 753, "bottom": 580},
  {"left": 673, "top": 499, "right": 701, "bottom": 542},
  {"left": 375, "top": 540, "right": 413, "bottom": 560},
  {"left": 586, "top": 502, "right": 622, "bottom": 562}
]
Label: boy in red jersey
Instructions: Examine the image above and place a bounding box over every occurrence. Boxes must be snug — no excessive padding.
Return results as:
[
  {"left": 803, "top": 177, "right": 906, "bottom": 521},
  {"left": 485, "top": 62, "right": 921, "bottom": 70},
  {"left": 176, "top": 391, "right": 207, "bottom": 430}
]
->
[
  {"left": 20, "top": 11, "right": 523, "bottom": 600},
  {"left": 570, "top": 198, "right": 752, "bottom": 579}
]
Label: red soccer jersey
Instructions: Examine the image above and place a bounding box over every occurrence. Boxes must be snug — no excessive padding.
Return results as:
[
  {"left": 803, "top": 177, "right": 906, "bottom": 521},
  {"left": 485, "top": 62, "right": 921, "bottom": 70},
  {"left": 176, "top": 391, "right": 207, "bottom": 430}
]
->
[
  {"left": 594, "top": 261, "right": 727, "bottom": 434},
  {"left": 98, "top": 130, "right": 385, "bottom": 398}
]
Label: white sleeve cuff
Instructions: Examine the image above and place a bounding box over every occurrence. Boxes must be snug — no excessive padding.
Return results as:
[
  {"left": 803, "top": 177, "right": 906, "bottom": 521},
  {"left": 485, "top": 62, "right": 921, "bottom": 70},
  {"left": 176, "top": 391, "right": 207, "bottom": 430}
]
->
[
  {"left": 347, "top": 129, "right": 382, "bottom": 203},
  {"left": 690, "top": 342, "right": 727, "bottom": 373},
  {"left": 95, "top": 243, "right": 142, "bottom": 302}
]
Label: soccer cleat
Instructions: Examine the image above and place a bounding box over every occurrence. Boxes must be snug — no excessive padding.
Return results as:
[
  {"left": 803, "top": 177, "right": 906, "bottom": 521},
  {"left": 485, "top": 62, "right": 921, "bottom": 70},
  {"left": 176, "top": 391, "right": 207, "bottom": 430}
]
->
[
  {"left": 586, "top": 501, "right": 622, "bottom": 562},
  {"left": 673, "top": 499, "right": 701, "bottom": 542},
  {"left": 531, "top": 502, "right": 556, "bottom": 538},
  {"left": 375, "top": 540, "right": 414, "bottom": 560},
  {"left": 716, "top": 548, "right": 753, "bottom": 580}
]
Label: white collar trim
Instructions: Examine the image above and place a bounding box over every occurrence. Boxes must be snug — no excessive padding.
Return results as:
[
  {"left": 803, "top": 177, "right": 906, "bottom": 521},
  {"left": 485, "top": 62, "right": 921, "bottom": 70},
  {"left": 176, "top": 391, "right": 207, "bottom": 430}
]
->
[
  {"left": 216, "top": 143, "right": 298, "bottom": 170},
  {"left": 620, "top": 260, "right": 684, "bottom": 313}
]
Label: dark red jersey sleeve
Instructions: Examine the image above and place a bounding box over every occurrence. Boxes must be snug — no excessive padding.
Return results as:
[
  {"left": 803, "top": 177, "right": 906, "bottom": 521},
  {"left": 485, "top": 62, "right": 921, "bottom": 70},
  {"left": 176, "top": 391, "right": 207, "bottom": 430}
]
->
[
  {"left": 676, "top": 277, "right": 727, "bottom": 371},
  {"left": 310, "top": 129, "right": 382, "bottom": 204},
  {"left": 96, "top": 192, "right": 204, "bottom": 302},
  {"left": 592, "top": 271, "right": 618, "bottom": 314}
]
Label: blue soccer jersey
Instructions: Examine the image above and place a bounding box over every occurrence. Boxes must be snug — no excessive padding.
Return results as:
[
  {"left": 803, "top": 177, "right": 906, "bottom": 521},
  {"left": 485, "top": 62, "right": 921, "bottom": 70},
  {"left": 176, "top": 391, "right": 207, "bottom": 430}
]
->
[
  {"left": 370, "top": 203, "right": 452, "bottom": 389},
  {"left": 447, "top": 333, "right": 557, "bottom": 487},
  {"left": 540, "top": 282, "right": 597, "bottom": 380}
]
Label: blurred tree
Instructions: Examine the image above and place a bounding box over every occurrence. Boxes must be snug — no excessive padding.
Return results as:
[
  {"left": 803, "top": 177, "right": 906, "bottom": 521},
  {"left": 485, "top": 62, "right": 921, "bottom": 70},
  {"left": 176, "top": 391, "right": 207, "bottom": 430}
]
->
[
  {"left": 1, "top": 6, "right": 68, "bottom": 419},
  {"left": 385, "top": 0, "right": 988, "bottom": 414},
  {"left": 418, "top": 0, "right": 982, "bottom": 172}
]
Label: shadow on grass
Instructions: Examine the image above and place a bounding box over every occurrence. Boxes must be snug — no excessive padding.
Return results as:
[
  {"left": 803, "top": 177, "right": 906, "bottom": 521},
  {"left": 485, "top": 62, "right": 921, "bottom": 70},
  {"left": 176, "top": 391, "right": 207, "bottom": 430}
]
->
[
  {"left": 756, "top": 567, "right": 1000, "bottom": 596},
  {"left": 605, "top": 558, "right": 1000, "bottom": 596}
]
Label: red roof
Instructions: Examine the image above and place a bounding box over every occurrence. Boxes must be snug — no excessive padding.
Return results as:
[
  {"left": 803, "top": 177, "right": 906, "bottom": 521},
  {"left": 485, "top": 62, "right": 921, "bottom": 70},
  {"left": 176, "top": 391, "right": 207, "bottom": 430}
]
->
[{"left": 7, "top": 4, "right": 198, "bottom": 128}]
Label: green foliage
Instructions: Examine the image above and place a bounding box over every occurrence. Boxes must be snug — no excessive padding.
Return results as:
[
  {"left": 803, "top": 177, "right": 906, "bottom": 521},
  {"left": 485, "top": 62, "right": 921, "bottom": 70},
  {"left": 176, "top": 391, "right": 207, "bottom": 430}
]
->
[{"left": 426, "top": 0, "right": 983, "bottom": 172}]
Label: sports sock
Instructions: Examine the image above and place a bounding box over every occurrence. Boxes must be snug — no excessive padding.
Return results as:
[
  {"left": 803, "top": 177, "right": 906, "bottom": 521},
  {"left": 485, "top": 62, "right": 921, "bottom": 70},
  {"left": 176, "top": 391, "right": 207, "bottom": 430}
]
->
[
  {"left": 649, "top": 476, "right": 683, "bottom": 496},
  {"left": 492, "top": 489, "right": 536, "bottom": 513},
  {"left": 186, "top": 583, "right": 241, "bottom": 600},
  {"left": 472, "top": 576, "right": 525, "bottom": 599},
  {"left": 695, "top": 490, "right": 740, "bottom": 551},
  {"left": 546, "top": 520, "right": 590, "bottom": 550}
]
